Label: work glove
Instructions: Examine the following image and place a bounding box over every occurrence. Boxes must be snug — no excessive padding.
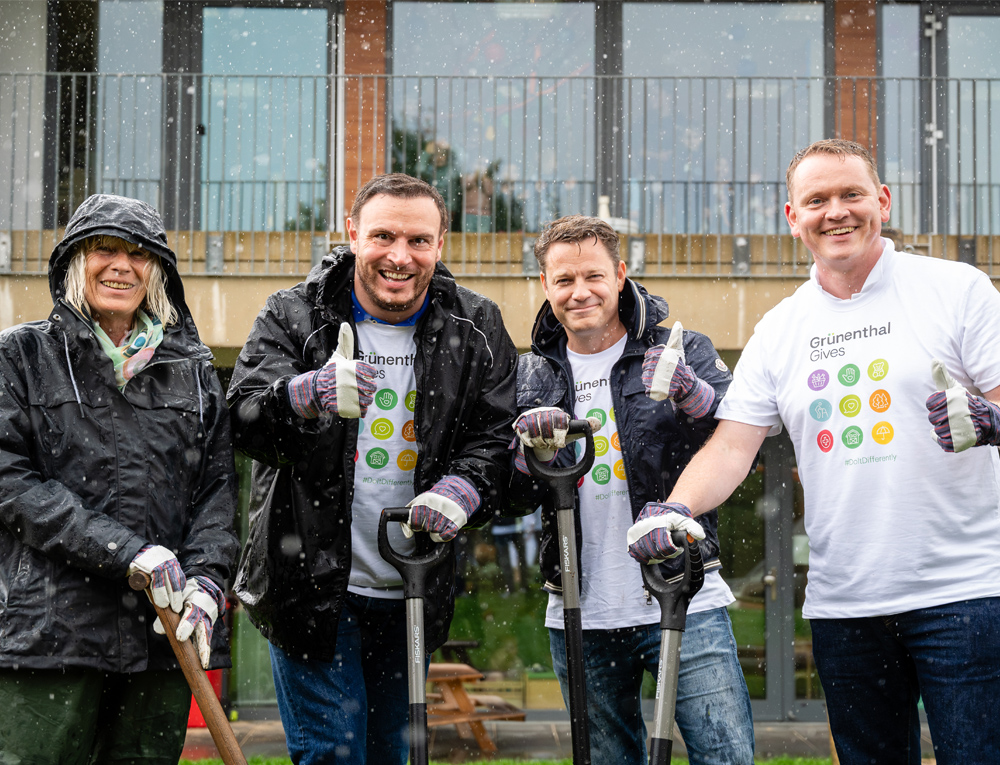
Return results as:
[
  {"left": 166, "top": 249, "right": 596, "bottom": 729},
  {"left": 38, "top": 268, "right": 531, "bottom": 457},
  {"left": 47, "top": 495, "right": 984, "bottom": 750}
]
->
[
  {"left": 287, "top": 322, "right": 377, "bottom": 419},
  {"left": 404, "top": 475, "right": 481, "bottom": 543},
  {"left": 926, "top": 358, "right": 1000, "bottom": 452},
  {"left": 511, "top": 407, "right": 603, "bottom": 475},
  {"left": 155, "top": 576, "right": 225, "bottom": 670},
  {"left": 626, "top": 501, "right": 706, "bottom": 564},
  {"left": 127, "top": 544, "right": 186, "bottom": 613},
  {"left": 642, "top": 322, "right": 716, "bottom": 419}
]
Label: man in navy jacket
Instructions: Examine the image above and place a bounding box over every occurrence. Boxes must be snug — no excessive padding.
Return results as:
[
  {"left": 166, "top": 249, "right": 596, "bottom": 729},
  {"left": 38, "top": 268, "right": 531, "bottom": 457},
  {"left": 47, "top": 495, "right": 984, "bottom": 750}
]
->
[{"left": 506, "top": 215, "right": 753, "bottom": 764}]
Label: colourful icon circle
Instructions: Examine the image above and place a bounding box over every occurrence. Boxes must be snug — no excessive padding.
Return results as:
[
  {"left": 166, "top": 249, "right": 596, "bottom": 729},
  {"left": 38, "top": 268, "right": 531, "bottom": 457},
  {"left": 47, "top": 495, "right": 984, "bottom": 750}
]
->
[
  {"left": 366, "top": 448, "right": 389, "bottom": 469},
  {"left": 370, "top": 418, "right": 393, "bottom": 440},
  {"left": 587, "top": 409, "right": 607, "bottom": 428},
  {"left": 405, "top": 391, "right": 416, "bottom": 412},
  {"left": 809, "top": 399, "right": 833, "bottom": 422},
  {"left": 609, "top": 407, "right": 616, "bottom": 423},
  {"left": 839, "top": 395, "right": 862, "bottom": 417},
  {"left": 838, "top": 364, "right": 861, "bottom": 387},
  {"left": 358, "top": 419, "right": 365, "bottom": 434},
  {"left": 841, "top": 426, "right": 864, "bottom": 449},
  {"left": 397, "top": 450, "right": 417, "bottom": 471},
  {"left": 375, "top": 389, "right": 398, "bottom": 410},
  {"left": 868, "top": 359, "right": 889, "bottom": 381},
  {"left": 869, "top": 389, "right": 891, "bottom": 413},
  {"left": 817, "top": 430, "right": 834, "bottom": 453},
  {"left": 611, "top": 432, "right": 621, "bottom": 451},
  {"left": 402, "top": 421, "right": 416, "bottom": 442},
  {"left": 613, "top": 460, "right": 626, "bottom": 480},
  {"left": 808, "top": 369, "right": 830, "bottom": 391},
  {"left": 872, "top": 421, "right": 894, "bottom": 445},
  {"left": 594, "top": 436, "right": 609, "bottom": 457},
  {"left": 591, "top": 464, "right": 611, "bottom": 485}
]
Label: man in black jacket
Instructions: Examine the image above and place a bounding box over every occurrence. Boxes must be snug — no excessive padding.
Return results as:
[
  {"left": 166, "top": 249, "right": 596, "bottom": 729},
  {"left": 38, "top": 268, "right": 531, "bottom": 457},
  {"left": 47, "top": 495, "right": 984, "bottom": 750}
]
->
[
  {"left": 507, "top": 215, "right": 753, "bottom": 764},
  {"left": 228, "top": 174, "right": 517, "bottom": 765}
]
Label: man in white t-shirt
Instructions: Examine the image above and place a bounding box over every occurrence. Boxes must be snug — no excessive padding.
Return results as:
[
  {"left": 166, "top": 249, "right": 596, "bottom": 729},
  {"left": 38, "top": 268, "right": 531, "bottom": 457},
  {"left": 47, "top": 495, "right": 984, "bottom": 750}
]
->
[
  {"left": 507, "top": 215, "right": 754, "bottom": 764},
  {"left": 628, "top": 139, "right": 1000, "bottom": 764},
  {"left": 228, "top": 174, "right": 518, "bottom": 765}
]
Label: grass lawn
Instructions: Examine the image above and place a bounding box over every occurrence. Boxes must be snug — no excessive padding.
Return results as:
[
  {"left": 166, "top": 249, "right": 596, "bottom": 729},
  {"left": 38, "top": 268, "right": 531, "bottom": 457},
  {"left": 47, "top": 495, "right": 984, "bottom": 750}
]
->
[{"left": 181, "top": 758, "right": 832, "bottom": 765}]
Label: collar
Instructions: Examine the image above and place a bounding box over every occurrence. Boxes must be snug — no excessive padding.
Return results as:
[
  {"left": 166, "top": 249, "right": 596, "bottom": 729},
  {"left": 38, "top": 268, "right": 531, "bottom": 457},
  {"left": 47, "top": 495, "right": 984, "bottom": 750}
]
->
[
  {"left": 810, "top": 238, "right": 893, "bottom": 302},
  {"left": 351, "top": 290, "right": 429, "bottom": 326}
]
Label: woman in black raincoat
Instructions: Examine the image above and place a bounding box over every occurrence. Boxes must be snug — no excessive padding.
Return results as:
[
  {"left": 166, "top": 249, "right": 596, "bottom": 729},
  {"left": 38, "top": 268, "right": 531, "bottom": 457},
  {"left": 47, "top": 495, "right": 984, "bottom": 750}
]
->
[{"left": 0, "top": 195, "right": 239, "bottom": 763}]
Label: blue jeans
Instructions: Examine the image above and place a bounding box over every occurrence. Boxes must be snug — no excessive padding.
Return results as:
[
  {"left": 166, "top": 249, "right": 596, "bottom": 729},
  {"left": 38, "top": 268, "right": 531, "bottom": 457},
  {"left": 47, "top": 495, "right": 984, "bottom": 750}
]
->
[
  {"left": 549, "top": 607, "right": 754, "bottom": 765},
  {"left": 811, "top": 596, "right": 1000, "bottom": 765},
  {"left": 269, "top": 593, "right": 411, "bottom": 765}
]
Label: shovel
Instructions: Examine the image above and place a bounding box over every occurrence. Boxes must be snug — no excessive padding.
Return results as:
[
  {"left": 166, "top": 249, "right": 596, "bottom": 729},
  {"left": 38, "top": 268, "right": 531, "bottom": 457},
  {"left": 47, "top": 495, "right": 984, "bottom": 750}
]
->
[
  {"left": 524, "top": 419, "right": 596, "bottom": 765},
  {"left": 377, "top": 507, "right": 451, "bottom": 765},
  {"left": 127, "top": 571, "right": 247, "bottom": 765},
  {"left": 641, "top": 531, "right": 705, "bottom": 765}
]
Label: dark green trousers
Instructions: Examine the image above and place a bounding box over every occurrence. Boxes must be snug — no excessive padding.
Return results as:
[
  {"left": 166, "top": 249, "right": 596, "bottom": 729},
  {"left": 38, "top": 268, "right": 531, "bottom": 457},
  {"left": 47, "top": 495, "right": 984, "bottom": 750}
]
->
[{"left": 0, "top": 668, "right": 190, "bottom": 765}]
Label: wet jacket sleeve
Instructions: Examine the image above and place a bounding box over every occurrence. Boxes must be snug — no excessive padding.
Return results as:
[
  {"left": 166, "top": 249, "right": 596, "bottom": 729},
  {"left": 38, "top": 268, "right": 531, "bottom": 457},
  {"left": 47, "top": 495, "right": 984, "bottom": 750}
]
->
[
  {"left": 437, "top": 304, "right": 518, "bottom": 527},
  {"left": 177, "top": 361, "right": 239, "bottom": 588},
  {"left": 0, "top": 348, "right": 146, "bottom": 579},
  {"left": 680, "top": 329, "right": 733, "bottom": 447},
  {"left": 227, "top": 292, "right": 335, "bottom": 467}
]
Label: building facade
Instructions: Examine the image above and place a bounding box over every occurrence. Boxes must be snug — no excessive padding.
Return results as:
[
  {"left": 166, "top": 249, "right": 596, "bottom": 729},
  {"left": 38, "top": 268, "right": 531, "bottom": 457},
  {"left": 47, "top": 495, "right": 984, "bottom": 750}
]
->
[{"left": 2, "top": 0, "right": 999, "bottom": 723}]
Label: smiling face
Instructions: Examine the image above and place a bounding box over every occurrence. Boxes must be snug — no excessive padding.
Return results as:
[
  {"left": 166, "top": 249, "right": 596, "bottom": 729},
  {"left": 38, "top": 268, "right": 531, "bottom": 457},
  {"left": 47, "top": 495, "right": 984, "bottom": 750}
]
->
[
  {"left": 83, "top": 243, "right": 152, "bottom": 335},
  {"left": 785, "top": 153, "right": 892, "bottom": 297},
  {"left": 540, "top": 236, "right": 627, "bottom": 354},
  {"left": 348, "top": 193, "right": 444, "bottom": 323}
]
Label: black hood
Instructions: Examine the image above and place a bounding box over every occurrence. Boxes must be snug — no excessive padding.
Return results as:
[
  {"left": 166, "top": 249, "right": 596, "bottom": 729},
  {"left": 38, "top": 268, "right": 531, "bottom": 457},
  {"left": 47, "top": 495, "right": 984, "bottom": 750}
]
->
[{"left": 48, "top": 194, "right": 187, "bottom": 312}]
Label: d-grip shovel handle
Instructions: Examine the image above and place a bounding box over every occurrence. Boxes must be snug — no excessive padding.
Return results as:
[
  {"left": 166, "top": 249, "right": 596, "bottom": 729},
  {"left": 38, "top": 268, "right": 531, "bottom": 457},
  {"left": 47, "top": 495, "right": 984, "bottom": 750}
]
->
[
  {"left": 523, "top": 419, "right": 596, "bottom": 510},
  {"left": 641, "top": 530, "right": 705, "bottom": 632},
  {"left": 377, "top": 508, "right": 451, "bottom": 600}
]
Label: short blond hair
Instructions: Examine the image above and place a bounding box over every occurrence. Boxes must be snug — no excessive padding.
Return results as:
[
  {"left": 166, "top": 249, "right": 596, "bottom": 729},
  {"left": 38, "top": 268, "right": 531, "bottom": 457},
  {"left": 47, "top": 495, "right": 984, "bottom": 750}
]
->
[
  {"left": 786, "top": 139, "right": 881, "bottom": 200},
  {"left": 64, "top": 236, "right": 178, "bottom": 326}
]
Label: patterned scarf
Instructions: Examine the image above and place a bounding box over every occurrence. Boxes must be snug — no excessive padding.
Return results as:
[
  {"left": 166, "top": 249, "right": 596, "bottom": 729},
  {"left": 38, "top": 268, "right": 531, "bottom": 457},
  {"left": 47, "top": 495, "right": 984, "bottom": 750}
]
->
[{"left": 93, "top": 310, "right": 165, "bottom": 389}]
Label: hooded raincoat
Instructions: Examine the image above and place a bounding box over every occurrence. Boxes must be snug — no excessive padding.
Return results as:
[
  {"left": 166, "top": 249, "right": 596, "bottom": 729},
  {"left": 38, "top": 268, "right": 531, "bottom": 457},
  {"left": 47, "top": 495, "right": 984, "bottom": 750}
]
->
[{"left": 0, "top": 195, "right": 239, "bottom": 672}]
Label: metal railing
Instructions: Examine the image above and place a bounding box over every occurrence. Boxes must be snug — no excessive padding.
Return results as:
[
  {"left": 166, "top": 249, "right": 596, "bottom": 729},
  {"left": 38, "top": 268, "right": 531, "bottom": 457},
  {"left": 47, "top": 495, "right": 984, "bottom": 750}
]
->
[{"left": 1, "top": 72, "right": 999, "bottom": 277}]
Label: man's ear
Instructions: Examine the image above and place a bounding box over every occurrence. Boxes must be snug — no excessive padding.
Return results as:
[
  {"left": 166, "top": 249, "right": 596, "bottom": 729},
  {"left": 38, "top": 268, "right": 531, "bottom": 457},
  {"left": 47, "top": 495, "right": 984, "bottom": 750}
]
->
[
  {"left": 785, "top": 202, "right": 800, "bottom": 239},
  {"left": 346, "top": 217, "right": 359, "bottom": 253},
  {"left": 616, "top": 259, "right": 626, "bottom": 291},
  {"left": 879, "top": 184, "right": 892, "bottom": 222}
]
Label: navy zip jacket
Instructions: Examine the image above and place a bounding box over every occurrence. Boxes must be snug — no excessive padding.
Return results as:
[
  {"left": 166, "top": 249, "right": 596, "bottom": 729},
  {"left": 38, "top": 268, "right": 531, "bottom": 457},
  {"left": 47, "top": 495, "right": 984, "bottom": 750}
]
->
[{"left": 506, "top": 278, "right": 732, "bottom": 592}]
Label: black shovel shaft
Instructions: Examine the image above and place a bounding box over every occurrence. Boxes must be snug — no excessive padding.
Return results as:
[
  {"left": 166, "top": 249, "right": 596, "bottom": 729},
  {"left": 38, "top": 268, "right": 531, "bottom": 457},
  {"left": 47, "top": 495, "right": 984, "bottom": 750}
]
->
[
  {"left": 643, "top": 532, "right": 705, "bottom": 765},
  {"left": 378, "top": 508, "right": 448, "bottom": 765},
  {"left": 524, "top": 420, "right": 596, "bottom": 765}
]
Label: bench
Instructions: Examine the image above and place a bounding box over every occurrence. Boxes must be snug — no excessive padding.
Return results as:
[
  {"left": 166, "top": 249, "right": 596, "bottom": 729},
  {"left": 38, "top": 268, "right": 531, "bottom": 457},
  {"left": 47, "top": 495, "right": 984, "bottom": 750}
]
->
[{"left": 426, "top": 662, "right": 526, "bottom": 754}]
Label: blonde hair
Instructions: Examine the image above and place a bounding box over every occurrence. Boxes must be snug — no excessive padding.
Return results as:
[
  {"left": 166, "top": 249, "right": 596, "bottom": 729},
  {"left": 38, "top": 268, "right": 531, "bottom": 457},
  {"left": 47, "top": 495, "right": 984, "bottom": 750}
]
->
[{"left": 64, "top": 236, "right": 178, "bottom": 327}]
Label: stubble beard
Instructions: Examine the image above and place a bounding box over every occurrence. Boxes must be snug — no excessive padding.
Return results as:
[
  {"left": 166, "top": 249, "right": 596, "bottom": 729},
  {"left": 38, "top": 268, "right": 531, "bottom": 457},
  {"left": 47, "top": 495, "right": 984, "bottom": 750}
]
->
[{"left": 356, "top": 259, "right": 434, "bottom": 315}]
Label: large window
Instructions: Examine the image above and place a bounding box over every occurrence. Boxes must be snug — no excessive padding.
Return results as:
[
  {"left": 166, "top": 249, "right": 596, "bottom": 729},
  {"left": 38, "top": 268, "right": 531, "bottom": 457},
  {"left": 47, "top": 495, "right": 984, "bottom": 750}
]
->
[
  {"left": 391, "top": 2, "right": 596, "bottom": 232},
  {"left": 622, "top": 3, "right": 824, "bottom": 234},
  {"left": 391, "top": 1, "right": 824, "bottom": 235}
]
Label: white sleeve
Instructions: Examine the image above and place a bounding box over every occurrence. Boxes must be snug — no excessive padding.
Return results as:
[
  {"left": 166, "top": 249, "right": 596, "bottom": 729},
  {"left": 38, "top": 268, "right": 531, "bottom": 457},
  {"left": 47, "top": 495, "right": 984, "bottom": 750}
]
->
[
  {"left": 715, "top": 323, "right": 784, "bottom": 435},
  {"left": 959, "top": 270, "right": 1000, "bottom": 393}
]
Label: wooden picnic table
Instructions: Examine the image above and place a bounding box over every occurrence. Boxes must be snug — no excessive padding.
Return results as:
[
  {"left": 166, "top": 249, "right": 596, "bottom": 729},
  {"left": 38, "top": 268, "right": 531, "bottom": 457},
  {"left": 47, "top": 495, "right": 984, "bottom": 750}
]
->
[{"left": 426, "top": 662, "right": 526, "bottom": 755}]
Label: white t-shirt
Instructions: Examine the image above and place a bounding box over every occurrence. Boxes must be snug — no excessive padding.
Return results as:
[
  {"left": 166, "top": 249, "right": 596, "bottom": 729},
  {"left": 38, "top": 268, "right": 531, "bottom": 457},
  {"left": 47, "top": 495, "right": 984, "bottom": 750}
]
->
[
  {"left": 545, "top": 334, "right": 734, "bottom": 630},
  {"left": 348, "top": 320, "right": 420, "bottom": 598},
  {"left": 717, "top": 240, "right": 1000, "bottom": 618}
]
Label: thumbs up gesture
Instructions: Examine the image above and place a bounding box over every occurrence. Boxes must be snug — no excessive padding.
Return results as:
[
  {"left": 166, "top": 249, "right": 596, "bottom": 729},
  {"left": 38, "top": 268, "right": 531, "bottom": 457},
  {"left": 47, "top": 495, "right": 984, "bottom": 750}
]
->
[
  {"left": 641, "top": 322, "right": 716, "bottom": 418},
  {"left": 925, "top": 359, "right": 1000, "bottom": 452},
  {"left": 287, "top": 322, "right": 377, "bottom": 419}
]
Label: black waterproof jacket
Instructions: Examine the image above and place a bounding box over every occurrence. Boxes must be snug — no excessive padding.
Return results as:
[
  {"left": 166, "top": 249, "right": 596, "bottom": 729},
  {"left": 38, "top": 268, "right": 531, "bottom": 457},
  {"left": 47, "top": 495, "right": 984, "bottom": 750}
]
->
[
  {"left": 506, "top": 279, "right": 732, "bottom": 592},
  {"left": 228, "top": 247, "right": 518, "bottom": 660},
  {"left": 0, "top": 194, "right": 239, "bottom": 672}
]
